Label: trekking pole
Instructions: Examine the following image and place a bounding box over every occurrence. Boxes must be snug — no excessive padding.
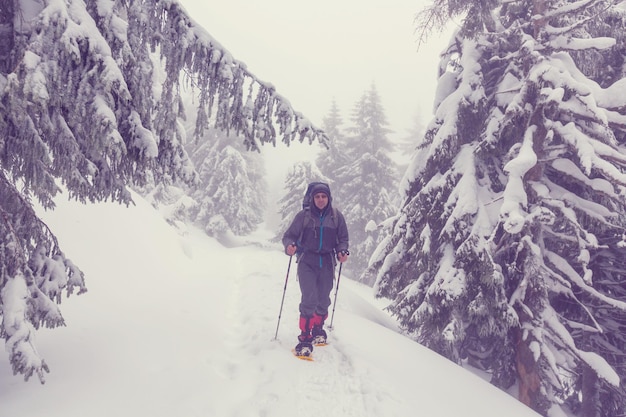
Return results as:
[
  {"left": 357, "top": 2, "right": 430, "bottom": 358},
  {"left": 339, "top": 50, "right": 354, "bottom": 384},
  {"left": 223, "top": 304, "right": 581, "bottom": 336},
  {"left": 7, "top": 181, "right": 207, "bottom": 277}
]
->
[
  {"left": 329, "top": 262, "right": 343, "bottom": 329},
  {"left": 273, "top": 256, "right": 293, "bottom": 340}
]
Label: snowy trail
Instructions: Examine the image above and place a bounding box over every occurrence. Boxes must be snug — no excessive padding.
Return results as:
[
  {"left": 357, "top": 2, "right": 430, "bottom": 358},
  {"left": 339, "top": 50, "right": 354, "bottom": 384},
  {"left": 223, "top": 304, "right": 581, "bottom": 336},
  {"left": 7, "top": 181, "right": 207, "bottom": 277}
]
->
[
  {"left": 188, "top": 231, "right": 392, "bottom": 417},
  {"left": 0, "top": 195, "right": 540, "bottom": 417},
  {"left": 172, "top": 219, "right": 402, "bottom": 417}
]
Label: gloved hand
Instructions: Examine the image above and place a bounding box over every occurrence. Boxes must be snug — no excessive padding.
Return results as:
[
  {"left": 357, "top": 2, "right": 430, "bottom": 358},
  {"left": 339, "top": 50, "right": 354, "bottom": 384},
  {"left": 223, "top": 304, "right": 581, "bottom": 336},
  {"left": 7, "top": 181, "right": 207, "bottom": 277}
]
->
[
  {"left": 286, "top": 243, "right": 297, "bottom": 256},
  {"left": 337, "top": 250, "right": 349, "bottom": 263}
]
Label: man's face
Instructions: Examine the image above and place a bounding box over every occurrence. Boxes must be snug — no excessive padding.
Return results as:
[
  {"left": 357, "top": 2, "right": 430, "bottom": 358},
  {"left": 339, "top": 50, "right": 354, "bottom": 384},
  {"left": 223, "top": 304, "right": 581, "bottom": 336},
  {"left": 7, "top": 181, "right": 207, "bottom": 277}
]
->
[{"left": 313, "top": 192, "right": 329, "bottom": 210}]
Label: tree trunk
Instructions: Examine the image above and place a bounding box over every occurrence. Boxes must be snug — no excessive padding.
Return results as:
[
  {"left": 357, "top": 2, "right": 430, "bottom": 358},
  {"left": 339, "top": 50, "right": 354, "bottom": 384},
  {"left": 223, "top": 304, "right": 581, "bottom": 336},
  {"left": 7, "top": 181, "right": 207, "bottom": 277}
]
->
[
  {"left": 515, "top": 328, "right": 545, "bottom": 414},
  {"left": 581, "top": 363, "right": 601, "bottom": 417}
]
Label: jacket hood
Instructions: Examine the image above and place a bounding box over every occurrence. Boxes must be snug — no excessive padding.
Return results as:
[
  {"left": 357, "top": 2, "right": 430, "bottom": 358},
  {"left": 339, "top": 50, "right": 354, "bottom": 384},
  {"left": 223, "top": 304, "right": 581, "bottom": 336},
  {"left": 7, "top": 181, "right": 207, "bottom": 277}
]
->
[
  {"left": 309, "top": 183, "right": 332, "bottom": 214},
  {"left": 310, "top": 183, "right": 331, "bottom": 199}
]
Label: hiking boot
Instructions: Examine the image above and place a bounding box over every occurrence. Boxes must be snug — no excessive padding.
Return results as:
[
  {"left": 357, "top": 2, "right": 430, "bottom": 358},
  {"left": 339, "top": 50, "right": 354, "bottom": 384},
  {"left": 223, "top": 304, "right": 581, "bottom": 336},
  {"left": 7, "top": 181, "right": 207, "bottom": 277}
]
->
[
  {"left": 295, "top": 333, "right": 314, "bottom": 357},
  {"left": 294, "top": 341, "right": 313, "bottom": 357},
  {"left": 312, "top": 326, "right": 327, "bottom": 345}
]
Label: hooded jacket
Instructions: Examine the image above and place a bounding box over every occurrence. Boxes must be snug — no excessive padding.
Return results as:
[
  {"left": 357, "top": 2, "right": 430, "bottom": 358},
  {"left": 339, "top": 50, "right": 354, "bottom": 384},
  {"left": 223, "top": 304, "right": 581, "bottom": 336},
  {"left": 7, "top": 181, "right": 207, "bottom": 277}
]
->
[{"left": 282, "top": 185, "right": 349, "bottom": 265}]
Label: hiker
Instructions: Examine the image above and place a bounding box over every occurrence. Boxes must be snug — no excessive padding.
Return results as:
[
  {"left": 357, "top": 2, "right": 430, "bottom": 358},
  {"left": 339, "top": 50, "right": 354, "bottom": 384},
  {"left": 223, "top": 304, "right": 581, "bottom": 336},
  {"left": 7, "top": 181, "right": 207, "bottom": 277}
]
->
[{"left": 282, "top": 182, "right": 349, "bottom": 357}]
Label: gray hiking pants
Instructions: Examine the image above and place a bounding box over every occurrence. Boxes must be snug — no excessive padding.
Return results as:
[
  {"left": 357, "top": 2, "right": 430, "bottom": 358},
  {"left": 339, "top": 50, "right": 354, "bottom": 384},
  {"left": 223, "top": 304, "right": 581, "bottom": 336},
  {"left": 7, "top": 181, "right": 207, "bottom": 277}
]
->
[{"left": 297, "top": 253, "right": 335, "bottom": 318}]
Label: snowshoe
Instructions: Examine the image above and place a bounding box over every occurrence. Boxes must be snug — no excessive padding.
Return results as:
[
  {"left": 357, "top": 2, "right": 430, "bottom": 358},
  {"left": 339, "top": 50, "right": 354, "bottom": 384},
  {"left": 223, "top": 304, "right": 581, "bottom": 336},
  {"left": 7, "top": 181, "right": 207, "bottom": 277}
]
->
[
  {"left": 312, "top": 326, "right": 327, "bottom": 346},
  {"left": 294, "top": 341, "right": 314, "bottom": 360},
  {"left": 313, "top": 328, "right": 328, "bottom": 346}
]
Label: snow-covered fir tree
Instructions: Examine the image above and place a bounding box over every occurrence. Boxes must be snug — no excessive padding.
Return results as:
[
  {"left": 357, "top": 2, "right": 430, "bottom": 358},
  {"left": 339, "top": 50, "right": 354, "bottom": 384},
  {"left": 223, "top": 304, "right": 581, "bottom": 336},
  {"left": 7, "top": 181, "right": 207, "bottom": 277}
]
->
[
  {"left": 0, "top": 0, "right": 325, "bottom": 383},
  {"left": 315, "top": 98, "right": 350, "bottom": 184},
  {"left": 274, "top": 161, "right": 330, "bottom": 242},
  {"left": 188, "top": 128, "right": 266, "bottom": 239},
  {"left": 337, "top": 83, "right": 397, "bottom": 283},
  {"left": 369, "top": 0, "right": 626, "bottom": 416},
  {"left": 141, "top": 181, "right": 198, "bottom": 232}
]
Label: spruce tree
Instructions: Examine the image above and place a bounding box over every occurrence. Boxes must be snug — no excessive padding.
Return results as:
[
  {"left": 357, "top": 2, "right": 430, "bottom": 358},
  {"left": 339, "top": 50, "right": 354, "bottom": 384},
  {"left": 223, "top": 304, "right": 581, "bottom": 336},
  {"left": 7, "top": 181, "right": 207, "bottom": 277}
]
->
[
  {"left": 0, "top": 0, "right": 325, "bottom": 383},
  {"left": 339, "top": 83, "right": 398, "bottom": 282},
  {"left": 188, "top": 128, "right": 266, "bottom": 238},
  {"left": 369, "top": 0, "right": 626, "bottom": 415},
  {"left": 316, "top": 98, "right": 350, "bottom": 184}
]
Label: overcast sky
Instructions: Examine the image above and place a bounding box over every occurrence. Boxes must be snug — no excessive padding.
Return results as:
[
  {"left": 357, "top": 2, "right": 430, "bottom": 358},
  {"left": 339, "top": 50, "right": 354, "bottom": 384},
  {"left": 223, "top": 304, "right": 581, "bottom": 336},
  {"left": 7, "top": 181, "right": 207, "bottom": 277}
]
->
[{"left": 178, "top": 1, "right": 455, "bottom": 142}]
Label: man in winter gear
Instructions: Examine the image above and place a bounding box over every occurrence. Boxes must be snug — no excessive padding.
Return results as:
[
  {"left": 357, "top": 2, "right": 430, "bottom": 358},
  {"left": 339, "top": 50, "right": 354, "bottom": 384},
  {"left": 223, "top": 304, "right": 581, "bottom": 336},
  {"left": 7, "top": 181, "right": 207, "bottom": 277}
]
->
[{"left": 282, "top": 183, "right": 349, "bottom": 357}]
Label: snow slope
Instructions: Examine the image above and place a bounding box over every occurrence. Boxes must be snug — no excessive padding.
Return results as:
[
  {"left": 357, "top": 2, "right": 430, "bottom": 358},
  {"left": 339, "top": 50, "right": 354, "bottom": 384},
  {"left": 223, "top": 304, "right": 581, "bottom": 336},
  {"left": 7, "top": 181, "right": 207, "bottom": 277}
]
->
[{"left": 0, "top": 192, "right": 540, "bottom": 417}]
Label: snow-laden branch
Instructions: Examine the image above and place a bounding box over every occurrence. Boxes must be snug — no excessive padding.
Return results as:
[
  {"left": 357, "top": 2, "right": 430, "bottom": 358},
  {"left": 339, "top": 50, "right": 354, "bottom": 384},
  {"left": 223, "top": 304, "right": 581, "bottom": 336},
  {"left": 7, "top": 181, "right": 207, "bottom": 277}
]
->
[
  {"left": 500, "top": 126, "right": 537, "bottom": 234},
  {"left": 1, "top": 274, "right": 50, "bottom": 384},
  {"left": 537, "top": 0, "right": 613, "bottom": 37},
  {"left": 543, "top": 308, "right": 620, "bottom": 386},
  {"left": 545, "top": 249, "right": 626, "bottom": 311},
  {"left": 160, "top": 1, "right": 328, "bottom": 149},
  {"left": 556, "top": 121, "right": 626, "bottom": 184},
  {"left": 1, "top": 0, "right": 327, "bottom": 384}
]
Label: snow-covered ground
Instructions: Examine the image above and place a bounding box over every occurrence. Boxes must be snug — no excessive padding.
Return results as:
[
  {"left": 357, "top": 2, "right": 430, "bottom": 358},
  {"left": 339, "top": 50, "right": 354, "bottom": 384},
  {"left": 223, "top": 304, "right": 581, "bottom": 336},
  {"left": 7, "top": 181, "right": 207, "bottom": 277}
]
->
[{"left": 0, "top": 192, "right": 540, "bottom": 417}]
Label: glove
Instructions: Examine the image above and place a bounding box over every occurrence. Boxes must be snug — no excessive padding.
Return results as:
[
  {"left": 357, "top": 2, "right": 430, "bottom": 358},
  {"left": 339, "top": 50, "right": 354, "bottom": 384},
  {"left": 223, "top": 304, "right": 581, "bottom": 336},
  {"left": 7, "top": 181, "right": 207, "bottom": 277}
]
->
[
  {"left": 286, "top": 243, "right": 297, "bottom": 256},
  {"left": 337, "top": 250, "right": 349, "bottom": 263}
]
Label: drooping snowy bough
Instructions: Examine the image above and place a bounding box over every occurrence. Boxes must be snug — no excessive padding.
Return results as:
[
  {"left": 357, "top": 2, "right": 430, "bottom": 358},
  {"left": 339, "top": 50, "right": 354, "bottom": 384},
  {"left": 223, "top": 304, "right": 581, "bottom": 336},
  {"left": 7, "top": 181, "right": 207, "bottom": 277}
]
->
[{"left": 0, "top": 0, "right": 326, "bottom": 383}]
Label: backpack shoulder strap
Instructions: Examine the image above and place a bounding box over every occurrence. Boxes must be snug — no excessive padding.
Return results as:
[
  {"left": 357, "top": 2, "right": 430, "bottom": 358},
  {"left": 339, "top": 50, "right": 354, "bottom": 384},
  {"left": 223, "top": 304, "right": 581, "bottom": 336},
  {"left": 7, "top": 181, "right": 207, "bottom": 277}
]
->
[
  {"left": 298, "top": 209, "right": 312, "bottom": 244},
  {"left": 331, "top": 207, "right": 339, "bottom": 229},
  {"left": 331, "top": 207, "right": 340, "bottom": 246}
]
